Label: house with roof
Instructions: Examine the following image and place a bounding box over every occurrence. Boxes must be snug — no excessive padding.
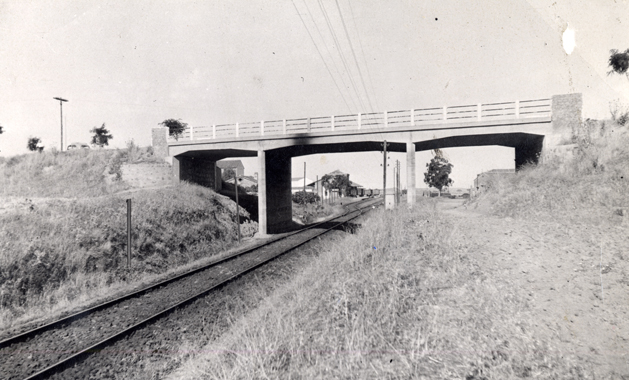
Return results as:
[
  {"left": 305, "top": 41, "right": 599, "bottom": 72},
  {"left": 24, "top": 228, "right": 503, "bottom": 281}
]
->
[{"left": 291, "top": 177, "right": 315, "bottom": 193}]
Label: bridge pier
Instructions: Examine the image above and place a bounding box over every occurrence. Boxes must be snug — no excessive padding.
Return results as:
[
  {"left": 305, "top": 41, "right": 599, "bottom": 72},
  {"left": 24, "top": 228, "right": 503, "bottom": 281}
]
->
[
  {"left": 406, "top": 141, "right": 416, "bottom": 206},
  {"left": 257, "top": 149, "right": 293, "bottom": 235}
]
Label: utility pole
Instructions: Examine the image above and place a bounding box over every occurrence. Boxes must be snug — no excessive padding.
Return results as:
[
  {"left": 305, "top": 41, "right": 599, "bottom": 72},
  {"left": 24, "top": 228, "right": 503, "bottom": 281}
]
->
[
  {"left": 303, "top": 162, "right": 306, "bottom": 201},
  {"left": 234, "top": 174, "right": 241, "bottom": 243},
  {"left": 53, "top": 97, "right": 68, "bottom": 151}
]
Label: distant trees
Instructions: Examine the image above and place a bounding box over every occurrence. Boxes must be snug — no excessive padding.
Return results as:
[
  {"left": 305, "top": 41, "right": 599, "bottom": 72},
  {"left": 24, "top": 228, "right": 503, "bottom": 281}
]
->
[
  {"left": 424, "top": 151, "right": 453, "bottom": 195},
  {"left": 90, "top": 123, "right": 113, "bottom": 147},
  {"left": 608, "top": 49, "right": 629, "bottom": 78},
  {"left": 322, "top": 174, "right": 351, "bottom": 196},
  {"left": 27, "top": 137, "right": 44, "bottom": 152},
  {"left": 159, "top": 119, "right": 187, "bottom": 140}
]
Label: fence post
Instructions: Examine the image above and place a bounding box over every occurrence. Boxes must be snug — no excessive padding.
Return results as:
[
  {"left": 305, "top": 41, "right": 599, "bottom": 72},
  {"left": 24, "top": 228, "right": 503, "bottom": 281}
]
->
[
  {"left": 477, "top": 103, "right": 482, "bottom": 121},
  {"left": 190, "top": 125, "right": 194, "bottom": 140},
  {"left": 126, "top": 199, "right": 131, "bottom": 269},
  {"left": 358, "top": 113, "right": 362, "bottom": 130},
  {"left": 515, "top": 100, "right": 520, "bottom": 118},
  {"left": 307, "top": 118, "right": 311, "bottom": 133},
  {"left": 236, "top": 122, "right": 239, "bottom": 138},
  {"left": 212, "top": 124, "right": 216, "bottom": 139},
  {"left": 410, "top": 109, "right": 415, "bottom": 126},
  {"left": 283, "top": 119, "right": 287, "bottom": 134},
  {"left": 261, "top": 120, "right": 264, "bottom": 136},
  {"left": 331, "top": 115, "right": 335, "bottom": 131},
  {"left": 443, "top": 106, "right": 447, "bottom": 120}
]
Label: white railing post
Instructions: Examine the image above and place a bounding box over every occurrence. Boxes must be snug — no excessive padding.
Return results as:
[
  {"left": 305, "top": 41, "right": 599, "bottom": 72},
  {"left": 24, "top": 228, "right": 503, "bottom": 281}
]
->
[
  {"left": 190, "top": 125, "right": 194, "bottom": 140},
  {"left": 384, "top": 111, "right": 388, "bottom": 128},
  {"left": 236, "top": 122, "right": 239, "bottom": 138},
  {"left": 212, "top": 124, "right": 216, "bottom": 139},
  {"left": 410, "top": 109, "right": 415, "bottom": 126},
  {"left": 331, "top": 115, "right": 335, "bottom": 131},
  {"left": 443, "top": 106, "right": 447, "bottom": 120},
  {"left": 261, "top": 120, "right": 264, "bottom": 136},
  {"left": 357, "top": 113, "right": 362, "bottom": 130},
  {"left": 515, "top": 100, "right": 520, "bottom": 118},
  {"left": 283, "top": 119, "right": 287, "bottom": 134},
  {"left": 477, "top": 103, "right": 482, "bottom": 121}
]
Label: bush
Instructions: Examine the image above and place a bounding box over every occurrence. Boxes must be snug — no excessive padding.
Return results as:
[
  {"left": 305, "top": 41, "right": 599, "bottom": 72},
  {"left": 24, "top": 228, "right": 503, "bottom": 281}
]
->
[{"left": 292, "top": 191, "right": 320, "bottom": 204}]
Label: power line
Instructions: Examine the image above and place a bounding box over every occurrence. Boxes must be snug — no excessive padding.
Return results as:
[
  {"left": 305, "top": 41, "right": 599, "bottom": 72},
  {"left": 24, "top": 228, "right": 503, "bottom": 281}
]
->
[{"left": 291, "top": 0, "right": 354, "bottom": 112}]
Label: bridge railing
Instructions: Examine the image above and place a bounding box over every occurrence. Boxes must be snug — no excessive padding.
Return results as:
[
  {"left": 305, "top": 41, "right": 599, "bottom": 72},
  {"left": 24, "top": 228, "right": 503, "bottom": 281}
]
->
[{"left": 168, "top": 98, "right": 551, "bottom": 142}]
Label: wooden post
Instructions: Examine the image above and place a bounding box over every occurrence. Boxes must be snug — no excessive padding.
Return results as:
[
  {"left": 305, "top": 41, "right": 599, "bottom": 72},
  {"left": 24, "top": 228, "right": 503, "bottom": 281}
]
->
[
  {"left": 410, "top": 109, "right": 415, "bottom": 126},
  {"left": 212, "top": 124, "right": 216, "bottom": 139},
  {"left": 358, "top": 113, "right": 362, "bottom": 129},
  {"left": 126, "top": 199, "right": 131, "bottom": 269},
  {"left": 331, "top": 115, "right": 335, "bottom": 131},
  {"left": 261, "top": 120, "right": 264, "bottom": 136},
  {"left": 307, "top": 118, "right": 311, "bottom": 133},
  {"left": 283, "top": 119, "right": 287, "bottom": 134},
  {"left": 236, "top": 122, "right": 239, "bottom": 138},
  {"left": 190, "top": 125, "right": 194, "bottom": 140}
]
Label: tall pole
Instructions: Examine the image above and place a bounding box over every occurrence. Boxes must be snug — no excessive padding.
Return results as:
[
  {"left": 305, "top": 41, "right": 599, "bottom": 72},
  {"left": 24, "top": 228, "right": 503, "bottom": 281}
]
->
[
  {"left": 53, "top": 97, "right": 68, "bottom": 151},
  {"left": 316, "top": 175, "right": 319, "bottom": 205},
  {"left": 235, "top": 174, "right": 241, "bottom": 243},
  {"left": 303, "top": 162, "right": 306, "bottom": 197}
]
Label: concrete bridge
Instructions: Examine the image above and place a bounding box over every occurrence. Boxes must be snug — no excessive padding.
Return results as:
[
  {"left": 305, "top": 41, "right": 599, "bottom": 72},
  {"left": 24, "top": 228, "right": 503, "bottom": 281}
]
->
[{"left": 152, "top": 93, "right": 582, "bottom": 235}]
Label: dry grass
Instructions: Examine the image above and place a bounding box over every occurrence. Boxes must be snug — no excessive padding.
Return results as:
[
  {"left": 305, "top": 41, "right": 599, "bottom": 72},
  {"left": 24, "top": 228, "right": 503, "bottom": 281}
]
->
[{"left": 168, "top": 202, "right": 588, "bottom": 379}]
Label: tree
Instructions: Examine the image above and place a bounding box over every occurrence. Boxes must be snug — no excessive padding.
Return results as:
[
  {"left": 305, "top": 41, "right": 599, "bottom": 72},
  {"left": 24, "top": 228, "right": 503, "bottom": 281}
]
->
[
  {"left": 27, "top": 137, "right": 44, "bottom": 152},
  {"left": 424, "top": 156, "right": 453, "bottom": 195},
  {"left": 159, "top": 119, "right": 187, "bottom": 140},
  {"left": 0, "top": 124, "right": 4, "bottom": 135},
  {"left": 608, "top": 49, "right": 629, "bottom": 78},
  {"left": 90, "top": 123, "right": 113, "bottom": 147},
  {"left": 322, "top": 174, "right": 351, "bottom": 196}
]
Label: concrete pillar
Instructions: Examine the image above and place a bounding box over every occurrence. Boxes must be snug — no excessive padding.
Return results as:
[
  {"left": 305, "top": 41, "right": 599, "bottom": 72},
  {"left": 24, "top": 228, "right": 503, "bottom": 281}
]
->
[
  {"left": 551, "top": 93, "right": 582, "bottom": 143},
  {"left": 257, "top": 149, "right": 267, "bottom": 235},
  {"left": 264, "top": 150, "right": 293, "bottom": 233},
  {"left": 151, "top": 127, "right": 169, "bottom": 160},
  {"left": 515, "top": 135, "right": 544, "bottom": 170},
  {"left": 406, "top": 141, "right": 416, "bottom": 206}
]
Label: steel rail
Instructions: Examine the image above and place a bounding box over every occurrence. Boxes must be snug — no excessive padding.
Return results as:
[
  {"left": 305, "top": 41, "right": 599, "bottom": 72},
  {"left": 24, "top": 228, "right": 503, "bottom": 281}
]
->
[{"left": 19, "top": 198, "right": 381, "bottom": 380}]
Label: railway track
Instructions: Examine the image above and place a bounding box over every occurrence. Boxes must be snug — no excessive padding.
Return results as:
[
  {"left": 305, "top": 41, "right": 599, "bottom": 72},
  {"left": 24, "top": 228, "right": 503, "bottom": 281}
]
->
[{"left": 0, "top": 197, "right": 381, "bottom": 380}]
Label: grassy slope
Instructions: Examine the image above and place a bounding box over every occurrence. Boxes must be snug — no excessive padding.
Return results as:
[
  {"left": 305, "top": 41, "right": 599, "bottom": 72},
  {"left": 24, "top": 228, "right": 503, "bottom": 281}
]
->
[
  {"left": 168, "top": 121, "right": 628, "bottom": 379},
  {"left": 0, "top": 147, "right": 254, "bottom": 331}
]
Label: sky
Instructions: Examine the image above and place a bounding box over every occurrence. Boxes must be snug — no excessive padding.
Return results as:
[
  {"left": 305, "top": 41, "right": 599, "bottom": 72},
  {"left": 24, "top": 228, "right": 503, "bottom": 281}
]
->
[{"left": 1, "top": 0, "right": 628, "bottom": 188}]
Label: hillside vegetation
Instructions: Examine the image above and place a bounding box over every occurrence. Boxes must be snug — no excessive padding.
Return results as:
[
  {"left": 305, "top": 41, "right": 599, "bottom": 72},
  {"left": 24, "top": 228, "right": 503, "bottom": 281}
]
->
[
  {"left": 473, "top": 119, "right": 629, "bottom": 222},
  {"left": 0, "top": 146, "right": 254, "bottom": 331}
]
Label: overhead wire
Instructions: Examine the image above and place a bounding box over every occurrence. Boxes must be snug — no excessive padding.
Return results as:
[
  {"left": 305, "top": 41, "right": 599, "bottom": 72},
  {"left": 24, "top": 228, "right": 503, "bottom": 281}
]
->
[
  {"left": 315, "top": 0, "right": 368, "bottom": 113},
  {"left": 290, "top": 0, "right": 354, "bottom": 112},
  {"left": 301, "top": 0, "right": 359, "bottom": 111}
]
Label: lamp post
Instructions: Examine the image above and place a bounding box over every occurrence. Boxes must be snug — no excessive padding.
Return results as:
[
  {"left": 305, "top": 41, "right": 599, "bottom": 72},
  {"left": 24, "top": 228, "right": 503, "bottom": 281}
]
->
[{"left": 53, "top": 97, "right": 68, "bottom": 151}]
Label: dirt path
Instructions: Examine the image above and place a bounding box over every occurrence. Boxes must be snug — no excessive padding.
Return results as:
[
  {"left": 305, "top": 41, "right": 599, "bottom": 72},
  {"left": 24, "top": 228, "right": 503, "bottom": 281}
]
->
[{"left": 442, "top": 202, "right": 629, "bottom": 377}]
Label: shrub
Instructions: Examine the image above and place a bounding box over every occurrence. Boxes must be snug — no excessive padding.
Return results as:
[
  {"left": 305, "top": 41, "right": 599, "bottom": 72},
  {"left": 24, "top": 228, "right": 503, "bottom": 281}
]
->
[{"left": 292, "top": 191, "right": 320, "bottom": 204}]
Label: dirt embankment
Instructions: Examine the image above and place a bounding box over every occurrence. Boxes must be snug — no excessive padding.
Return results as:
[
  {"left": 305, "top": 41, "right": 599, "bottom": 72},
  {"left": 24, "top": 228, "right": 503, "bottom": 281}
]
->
[{"left": 443, "top": 200, "right": 629, "bottom": 377}]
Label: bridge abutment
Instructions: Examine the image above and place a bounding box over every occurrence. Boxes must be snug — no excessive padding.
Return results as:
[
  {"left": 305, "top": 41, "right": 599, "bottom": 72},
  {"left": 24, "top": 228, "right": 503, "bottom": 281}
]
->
[{"left": 172, "top": 155, "right": 221, "bottom": 190}]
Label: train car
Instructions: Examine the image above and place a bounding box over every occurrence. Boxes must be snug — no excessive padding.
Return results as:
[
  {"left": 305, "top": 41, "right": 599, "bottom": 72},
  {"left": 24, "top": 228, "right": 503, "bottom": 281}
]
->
[{"left": 372, "top": 189, "right": 381, "bottom": 197}]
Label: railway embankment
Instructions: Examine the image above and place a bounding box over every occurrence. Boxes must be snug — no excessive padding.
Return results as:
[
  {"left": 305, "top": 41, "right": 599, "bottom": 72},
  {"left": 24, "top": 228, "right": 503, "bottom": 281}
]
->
[{"left": 0, "top": 146, "right": 255, "bottom": 333}]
